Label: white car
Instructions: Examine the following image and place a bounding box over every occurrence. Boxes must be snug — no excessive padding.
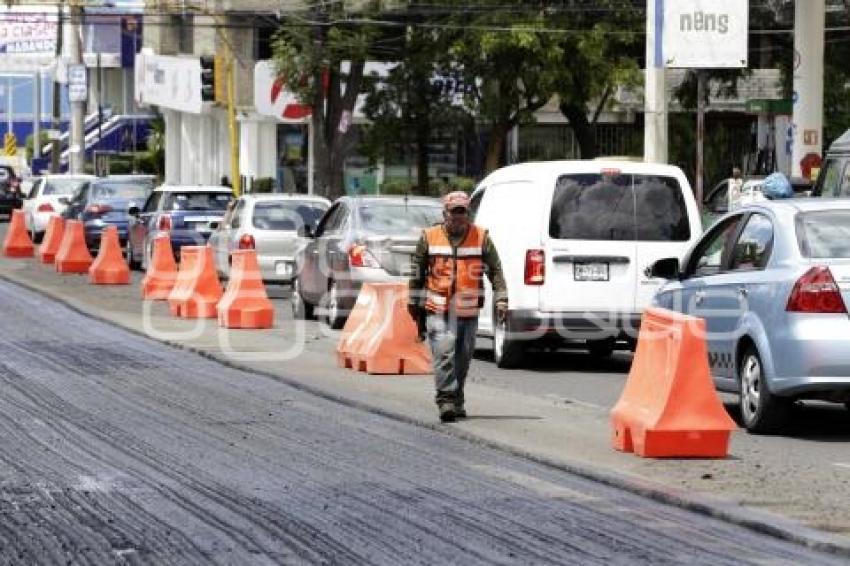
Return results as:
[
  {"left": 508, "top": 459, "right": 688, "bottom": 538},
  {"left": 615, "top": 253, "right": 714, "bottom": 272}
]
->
[
  {"left": 208, "top": 194, "right": 330, "bottom": 283},
  {"left": 23, "top": 174, "right": 94, "bottom": 242},
  {"left": 470, "top": 160, "right": 702, "bottom": 367}
]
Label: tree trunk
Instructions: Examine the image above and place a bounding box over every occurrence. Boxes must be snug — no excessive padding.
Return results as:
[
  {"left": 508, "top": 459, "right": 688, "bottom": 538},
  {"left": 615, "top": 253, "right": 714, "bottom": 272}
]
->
[
  {"left": 415, "top": 122, "right": 430, "bottom": 194},
  {"left": 484, "top": 123, "right": 509, "bottom": 174},
  {"left": 560, "top": 102, "right": 598, "bottom": 159}
]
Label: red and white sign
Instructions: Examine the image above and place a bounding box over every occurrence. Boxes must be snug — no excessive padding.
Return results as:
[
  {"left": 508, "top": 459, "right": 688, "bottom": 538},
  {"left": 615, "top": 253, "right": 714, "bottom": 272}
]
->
[{"left": 254, "top": 61, "right": 312, "bottom": 123}]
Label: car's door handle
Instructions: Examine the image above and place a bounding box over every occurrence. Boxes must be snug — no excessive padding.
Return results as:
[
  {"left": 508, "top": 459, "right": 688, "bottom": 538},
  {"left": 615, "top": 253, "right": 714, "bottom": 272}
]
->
[{"left": 694, "top": 290, "right": 706, "bottom": 305}]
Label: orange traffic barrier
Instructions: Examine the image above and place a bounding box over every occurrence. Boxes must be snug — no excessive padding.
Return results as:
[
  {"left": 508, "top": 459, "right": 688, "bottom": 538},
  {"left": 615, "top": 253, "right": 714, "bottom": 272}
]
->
[
  {"left": 217, "top": 250, "right": 274, "bottom": 329},
  {"left": 141, "top": 234, "right": 178, "bottom": 300},
  {"left": 167, "top": 245, "right": 222, "bottom": 319},
  {"left": 2, "top": 209, "right": 34, "bottom": 258},
  {"left": 610, "top": 307, "right": 736, "bottom": 458},
  {"left": 38, "top": 216, "right": 64, "bottom": 264},
  {"left": 89, "top": 226, "right": 130, "bottom": 285},
  {"left": 336, "top": 282, "right": 431, "bottom": 375},
  {"left": 55, "top": 220, "right": 93, "bottom": 274}
]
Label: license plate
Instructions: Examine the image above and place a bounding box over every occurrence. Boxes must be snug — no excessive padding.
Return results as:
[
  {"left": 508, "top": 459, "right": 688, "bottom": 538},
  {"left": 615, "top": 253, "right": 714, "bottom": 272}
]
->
[
  {"left": 190, "top": 223, "right": 210, "bottom": 233},
  {"left": 275, "top": 261, "right": 292, "bottom": 277},
  {"left": 574, "top": 262, "right": 609, "bottom": 281}
]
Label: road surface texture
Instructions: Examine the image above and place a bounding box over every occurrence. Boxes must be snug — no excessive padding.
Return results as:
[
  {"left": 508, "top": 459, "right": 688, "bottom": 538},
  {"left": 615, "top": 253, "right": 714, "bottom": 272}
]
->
[{"left": 0, "top": 280, "right": 844, "bottom": 564}]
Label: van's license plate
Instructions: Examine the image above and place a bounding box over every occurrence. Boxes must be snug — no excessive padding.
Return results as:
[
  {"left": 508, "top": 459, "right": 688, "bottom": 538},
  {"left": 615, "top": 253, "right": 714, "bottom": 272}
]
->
[{"left": 574, "top": 263, "right": 609, "bottom": 281}]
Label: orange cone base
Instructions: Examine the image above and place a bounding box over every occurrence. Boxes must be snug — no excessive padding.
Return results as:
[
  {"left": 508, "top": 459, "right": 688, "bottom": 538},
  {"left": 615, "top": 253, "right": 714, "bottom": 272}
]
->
[
  {"left": 143, "top": 281, "right": 175, "bottom": 300},
  {"left": 56, "top": 259, "right": 92, "bottom": 274},
  {"left": 178, "top": 300, "right": 219, "bottom": 319},
  {"left": 340, "top": 352, "right": 432, "bottom": 375},
  {"left": 612, "top": 422, "right": 732, "bottom": 458},
  {"left": 90, "top": 269, "right": 130, "bottom": 285},
  {"left": 218, "top": 307, "right": 274, "bottom": 329},
  {"left": 4, "top": 246, "right": 34, "bottom": 258},
  {"left": 39, "top": 252, "right": 56, "bottom": 264}
]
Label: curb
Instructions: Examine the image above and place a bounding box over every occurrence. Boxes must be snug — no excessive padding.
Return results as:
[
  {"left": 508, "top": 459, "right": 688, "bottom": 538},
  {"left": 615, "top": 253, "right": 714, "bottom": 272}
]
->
[{"left": 2, "top": 271, "right": 849, "bottom": 559}]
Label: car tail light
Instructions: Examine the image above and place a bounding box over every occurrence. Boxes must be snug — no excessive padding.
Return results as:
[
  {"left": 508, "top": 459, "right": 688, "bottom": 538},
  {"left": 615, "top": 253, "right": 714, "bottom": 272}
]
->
[
  {"left": 349, "top": 244, "right": 380, "bottom": 268},
  {"left": 85, "top": 204, "right": 113, "bottom": 216},
  {"left": 786, "top": 266, "right": 847, "bottom": 314},
  {"left": 238, "top": 234, "right": 255, "bottom": 250},
  {"left": 524, "top": 249, "right": 545, "bottom": 285},
  {"left": 600, "top": 168, "right": 622, "bottom": 177},
  {"left": 158, "top": 215, "right": 172, "bottom": 231},
  {"left": 37, "top": 202, "right": 54, "bottom": 213}
]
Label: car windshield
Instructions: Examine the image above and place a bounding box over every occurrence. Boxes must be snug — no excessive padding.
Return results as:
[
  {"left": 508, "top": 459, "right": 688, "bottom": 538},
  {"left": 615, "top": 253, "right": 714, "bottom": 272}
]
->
[
  {"left": 91, "top": 182, "right": 151, "bottom": 201},
  {"left": 43, "top": 178, "right": 89, "bottom": 196},
  {"left": 252, "top": 200, "right": 328, "bottom": 231},
  {"left": 797, "top": 210, "right": 850, "bottom": 258},
  {"left": 550, "top": 173, "right": 689, "bottom": 241},
  {"left": 164, "top": 192, "right": 232, "bottom": 211},
  {"left": 356, "top": 203, "right": 442, "bottom": 234}
]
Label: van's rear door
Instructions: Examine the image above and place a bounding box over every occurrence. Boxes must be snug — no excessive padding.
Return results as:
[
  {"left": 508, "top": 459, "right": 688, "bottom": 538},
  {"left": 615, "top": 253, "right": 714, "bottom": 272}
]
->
[
  {"left": 540, "top": 172, "right": 637, "bottom": 316},
  {"left": 632, "top": 174, "right": 699, "bottom": 312}
]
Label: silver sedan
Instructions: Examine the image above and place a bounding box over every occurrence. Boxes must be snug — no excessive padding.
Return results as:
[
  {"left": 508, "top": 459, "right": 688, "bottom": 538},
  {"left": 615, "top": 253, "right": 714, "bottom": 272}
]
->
[
  {"left": 651, "top": 199, "right": 850, "bottom": 433},
  {"left": 209, "top": 194, "right": 330, "bottom": 283}
]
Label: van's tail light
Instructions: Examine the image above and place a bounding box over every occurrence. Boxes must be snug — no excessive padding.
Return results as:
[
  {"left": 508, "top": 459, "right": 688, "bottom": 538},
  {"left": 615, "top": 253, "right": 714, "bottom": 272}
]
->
[
  {"left": 349, "top": 244, "right": 380, "bottom": 268},
  {"left": 238, "top": 234, "right": 255, "bottom": 250},
  {"left": 37, "top": 202, "right": 54, "bottom": 213},
  {"left": 158, "top": 214, "right": 172, "bottom": 231},
  {"left": 524, "top": 249, "right": 545, "bottom": 285},
  {"left": 85, "top": 204, "right": 113, "bottom": 216},
  {"left": 786, "top": 266, "right": 847, "bottom": 314}
]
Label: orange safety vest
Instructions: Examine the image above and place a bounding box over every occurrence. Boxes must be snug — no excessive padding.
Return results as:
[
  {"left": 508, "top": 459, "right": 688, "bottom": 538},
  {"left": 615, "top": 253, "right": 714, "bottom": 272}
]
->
[{"left": 424, "top": 224, "right": 486, "bottom": 317}]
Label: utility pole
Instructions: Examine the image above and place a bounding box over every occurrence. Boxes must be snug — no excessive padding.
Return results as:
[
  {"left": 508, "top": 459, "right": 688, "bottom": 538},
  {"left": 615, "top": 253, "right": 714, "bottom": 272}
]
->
[
  {"left": 696, "top": 71, "right": 706, "bottom": 210},
  {"left": 644, "top": 0, "right": 668, "bottom": 164},
  {"left": 50, "top": 0, "right": 64, "bottom": 173},
  {"left": 67, "top": 0, "right": 85, "bottom": 174}
]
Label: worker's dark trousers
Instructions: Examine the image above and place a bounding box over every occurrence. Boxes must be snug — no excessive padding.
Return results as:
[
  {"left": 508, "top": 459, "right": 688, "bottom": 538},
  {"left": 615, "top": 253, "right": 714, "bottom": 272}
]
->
[{"left": 426, "top": 313, "right": 478, "bottom": 407}]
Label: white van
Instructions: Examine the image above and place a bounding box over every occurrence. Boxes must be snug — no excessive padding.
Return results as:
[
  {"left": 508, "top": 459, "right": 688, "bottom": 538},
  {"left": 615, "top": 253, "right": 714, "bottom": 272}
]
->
[{"left": 470, "top": 160, "right": 702, "bottom": 367}]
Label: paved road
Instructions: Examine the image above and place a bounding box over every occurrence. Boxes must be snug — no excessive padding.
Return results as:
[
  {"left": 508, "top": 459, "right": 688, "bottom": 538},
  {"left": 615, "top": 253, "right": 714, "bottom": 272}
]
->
[{"left": 0, "top": 282, "right": 844, "bottom": 563}]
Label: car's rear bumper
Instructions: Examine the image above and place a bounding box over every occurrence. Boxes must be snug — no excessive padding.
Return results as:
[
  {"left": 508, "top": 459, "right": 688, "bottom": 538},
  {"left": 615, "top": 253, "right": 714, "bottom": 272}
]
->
[
  {"left": 257, "top": 255, "right": 296, "bottom": 283},
  {"left": 505, "top": 309, "right": 643, "bottom": 342}
]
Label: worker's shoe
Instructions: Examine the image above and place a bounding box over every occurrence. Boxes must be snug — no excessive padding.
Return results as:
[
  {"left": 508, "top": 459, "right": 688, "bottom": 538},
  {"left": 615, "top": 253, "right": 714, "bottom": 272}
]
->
[
  {"left": 455, "top": 404, "right": 467, "bottom": 419},
  {"left": 438, "top": 402, "right": 457, "bottom": 423}
]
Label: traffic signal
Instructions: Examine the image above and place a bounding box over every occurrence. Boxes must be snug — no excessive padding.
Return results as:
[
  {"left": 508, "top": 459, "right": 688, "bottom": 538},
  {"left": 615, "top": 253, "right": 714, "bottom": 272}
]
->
[
  {"left": 4, "top": 133, "right": 16, "bottom": 156},
  {"left": 200, "top": 56, "right": 215, "bottom": 102}
]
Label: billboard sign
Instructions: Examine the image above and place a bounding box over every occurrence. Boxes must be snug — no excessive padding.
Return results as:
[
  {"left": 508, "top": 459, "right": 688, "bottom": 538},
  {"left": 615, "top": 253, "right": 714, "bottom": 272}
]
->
[
  {"left": 662, "top": 0, "right": 748, "bottom": 68},
  {"left": 135, "top": 53, "right": 204, "bottom": 114},
  {"left": 0, "top": 11, "right": 57, "bottom": 55}
]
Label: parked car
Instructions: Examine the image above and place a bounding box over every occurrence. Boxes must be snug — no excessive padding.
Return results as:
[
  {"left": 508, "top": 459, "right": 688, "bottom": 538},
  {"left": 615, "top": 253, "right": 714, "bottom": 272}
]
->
[
  {"left": 126, "top": 185, "right": 233, "bottom": 270},
  {"left": 22, "top": 174, "right": 94, "bottom": 241},
  {"left": 293, "top": 195, "right": 443, "bottom": 328},
  {"left": 0, "top": 165, "right": 24, "bottom": 217},
  {"left": 470, "top": 160, "right": 702, "bottom": 367},
  {"left": 651, "top": 199, "right": 850, "bottom": 433},
  {"left": 61, "top": 177, "right": 154, "bottom": 252},
  {"left": 812, "top": 128, "right": 850, "bottom": 197},
  {"left": 209, "top": 194, "right": 330, "bottom": 283}
]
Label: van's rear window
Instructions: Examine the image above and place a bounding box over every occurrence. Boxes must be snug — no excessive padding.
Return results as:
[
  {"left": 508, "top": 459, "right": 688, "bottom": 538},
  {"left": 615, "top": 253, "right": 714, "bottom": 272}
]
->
[
  {"left": 797, "top": 210, "right": 850, "bottom": 258},
  {"left": 549, "top": 174, "right": 690, "bottom": 242}
]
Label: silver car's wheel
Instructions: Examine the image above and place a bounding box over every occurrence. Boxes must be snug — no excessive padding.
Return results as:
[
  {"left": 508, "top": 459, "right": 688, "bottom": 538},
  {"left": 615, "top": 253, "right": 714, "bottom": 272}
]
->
[
  {"left": 493, "top": 310, "right": 522, "bottom": 369},
  {"left": 738, "top": 346, "right": 789, "bottom": 433},
  {"left": 291, "top": 277, "right": 314, "bottom": 320}
]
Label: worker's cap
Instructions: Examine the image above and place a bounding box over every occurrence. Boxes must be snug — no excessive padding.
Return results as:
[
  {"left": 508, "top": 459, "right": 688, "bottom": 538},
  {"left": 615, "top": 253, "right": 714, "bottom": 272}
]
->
[{"left": 443, "top": 191, "right": 470, "bottom": 211}]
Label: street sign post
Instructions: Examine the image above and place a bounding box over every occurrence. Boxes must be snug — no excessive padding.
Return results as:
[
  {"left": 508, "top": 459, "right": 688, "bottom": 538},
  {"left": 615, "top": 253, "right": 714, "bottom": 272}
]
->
[{"left": 68, "top": 63, "right": 87, "bottom": 103}]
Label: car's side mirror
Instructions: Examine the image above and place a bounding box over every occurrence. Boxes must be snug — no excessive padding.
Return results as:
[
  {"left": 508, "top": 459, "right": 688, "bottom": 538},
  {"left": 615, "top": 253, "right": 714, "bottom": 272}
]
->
[
  {"left": 58, "top": 196, "right": 70, "bottom": 206},
  {"left": 648, "top": 257, "right": 680, "bottom": 280},
  {"left": 127, "top": 205, "right": 140, "bottom": 217},
  {"left": 297, "top": 224, "right": 314, "bottom": 238}
]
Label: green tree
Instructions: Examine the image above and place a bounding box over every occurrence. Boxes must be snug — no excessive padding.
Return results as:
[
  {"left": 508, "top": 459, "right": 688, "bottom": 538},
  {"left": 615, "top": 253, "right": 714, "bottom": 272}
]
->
[{"left": 272, "top": 2, "right": 379, "bottom": 199}]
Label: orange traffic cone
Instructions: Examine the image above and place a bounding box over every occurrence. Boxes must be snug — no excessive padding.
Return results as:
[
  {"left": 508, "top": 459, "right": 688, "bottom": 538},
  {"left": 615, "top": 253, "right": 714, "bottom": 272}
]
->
[
  {"left": 167, "top": 245, "right": 222, "bottom": 319},
  {"left": 38, "top": 216, "right": 65, "bottom": 264},
  {"left": 217, "top": 250, "right": 274, "bottom": 329},
  {"left": 55, "top": 220, "right": 93, "bottom": 274},
  {"left": 3, "top": 209, "right": 34, "bottom": 258},
  {"left": 89, "top": 226, "right": 130, "bottom": 285},
  {"left": 337, "top": 282, "right": 431, "bottom": 375},
  {"left": 141, "top": 234, "right": 177, "bottom": 300},
  {"left": 610, "top": 307, "right": 737, "bottom": 458}
]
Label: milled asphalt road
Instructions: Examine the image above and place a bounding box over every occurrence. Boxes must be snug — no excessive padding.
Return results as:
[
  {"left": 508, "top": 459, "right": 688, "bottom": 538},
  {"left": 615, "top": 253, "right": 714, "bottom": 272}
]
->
[{"left": 0, "top": 280, "right": 844, "bottom": 564}]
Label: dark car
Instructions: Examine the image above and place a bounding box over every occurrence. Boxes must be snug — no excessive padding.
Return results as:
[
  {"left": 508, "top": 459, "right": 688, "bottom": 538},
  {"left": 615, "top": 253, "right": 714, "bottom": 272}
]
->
[
  {"left": 293, "top": 196, "right": 442, "bottom": 328},
  {"left": 126, "top": 185, "right": 233, "bottom": 270},
  {"left": 62, "top": 178, "right": 154, "bottom": 252},
  {"left": 0, "top": 165, "right": 23, "bottom": 217}
]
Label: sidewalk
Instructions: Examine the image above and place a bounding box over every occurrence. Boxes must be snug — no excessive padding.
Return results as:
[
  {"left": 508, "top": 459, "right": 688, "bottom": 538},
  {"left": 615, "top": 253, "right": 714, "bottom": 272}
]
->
[{"left": 1, "top": 253, "right": 849, "bottom": 558}]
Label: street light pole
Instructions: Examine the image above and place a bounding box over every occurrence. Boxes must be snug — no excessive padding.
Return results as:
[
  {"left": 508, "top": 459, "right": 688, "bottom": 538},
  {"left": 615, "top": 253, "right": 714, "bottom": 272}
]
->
[
  {"left": 67, "top": 0, "right": 86, "bottom": 174},
  {"left": 51, "top": 0, "right": 64, "bottom": 173}
]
